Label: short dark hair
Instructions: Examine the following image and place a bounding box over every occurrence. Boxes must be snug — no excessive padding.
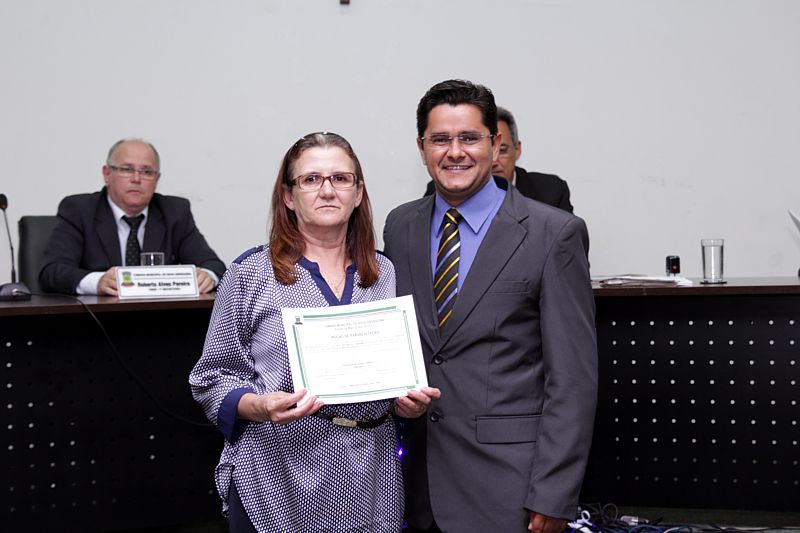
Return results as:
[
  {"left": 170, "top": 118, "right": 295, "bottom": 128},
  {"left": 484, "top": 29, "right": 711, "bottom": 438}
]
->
[
  {"left": 416, "top": 79, "right": 498, "bottom": 139},
  {"left": 497, "top": 106, "right": 519, "bottom": 145},
  {"left": 269, "top": 132, "right": 378, "bottom": 288}
]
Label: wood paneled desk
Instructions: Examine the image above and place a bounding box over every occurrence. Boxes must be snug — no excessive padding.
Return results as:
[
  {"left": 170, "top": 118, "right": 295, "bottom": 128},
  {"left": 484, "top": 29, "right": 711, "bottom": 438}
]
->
[
  {"left": 2, "top": 279, "right": 799, "bottom": 530},
  {"left": 584, "top": 277, "right": 800, "bottom": 512}
]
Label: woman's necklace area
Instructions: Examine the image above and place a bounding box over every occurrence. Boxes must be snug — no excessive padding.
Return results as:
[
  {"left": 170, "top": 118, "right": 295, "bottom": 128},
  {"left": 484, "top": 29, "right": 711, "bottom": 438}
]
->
[{"left": 327, "top": 269, "right": 347, "bottom": 296}]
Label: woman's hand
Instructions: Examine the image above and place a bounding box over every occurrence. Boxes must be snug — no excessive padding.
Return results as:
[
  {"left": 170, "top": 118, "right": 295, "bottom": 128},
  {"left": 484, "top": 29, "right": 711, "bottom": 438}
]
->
[
  {"left": 238, "top": 389, "right": 324, "bottom": 424},
  {"left": 393, "top": 386, "right": 441, "bottom": 418}
]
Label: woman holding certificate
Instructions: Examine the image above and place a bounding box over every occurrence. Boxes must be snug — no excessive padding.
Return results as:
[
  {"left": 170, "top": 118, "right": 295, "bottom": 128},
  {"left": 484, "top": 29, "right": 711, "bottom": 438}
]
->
[{"left": 190, "top": 132, "right": 440, "bottom": 532}]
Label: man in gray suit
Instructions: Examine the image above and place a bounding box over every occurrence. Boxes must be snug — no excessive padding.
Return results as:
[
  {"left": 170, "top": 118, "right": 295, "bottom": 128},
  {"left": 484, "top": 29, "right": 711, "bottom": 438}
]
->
[{"left": 383, "top": 79, "right": 597, "bottom": 532}]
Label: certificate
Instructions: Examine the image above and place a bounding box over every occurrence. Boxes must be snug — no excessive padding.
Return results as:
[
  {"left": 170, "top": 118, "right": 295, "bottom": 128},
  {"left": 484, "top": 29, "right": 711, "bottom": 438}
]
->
[{"left": 281, "top": 295, "right": 427, "bottom": 404}]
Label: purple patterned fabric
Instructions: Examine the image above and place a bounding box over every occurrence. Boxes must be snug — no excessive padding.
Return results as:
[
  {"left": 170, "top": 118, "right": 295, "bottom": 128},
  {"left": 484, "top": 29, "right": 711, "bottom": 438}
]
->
[{"left": 190, "top": 246, "right": 402, "bottom": 531}]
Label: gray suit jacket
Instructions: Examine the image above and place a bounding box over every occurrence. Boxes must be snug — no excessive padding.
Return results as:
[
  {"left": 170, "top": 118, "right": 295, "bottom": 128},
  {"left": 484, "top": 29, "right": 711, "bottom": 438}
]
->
[
  {"left": 39, "top": 188, "right": 225, "bottom": 294},
  {"left": 383, "top": 178, "right": 597, "bottom": 532}
]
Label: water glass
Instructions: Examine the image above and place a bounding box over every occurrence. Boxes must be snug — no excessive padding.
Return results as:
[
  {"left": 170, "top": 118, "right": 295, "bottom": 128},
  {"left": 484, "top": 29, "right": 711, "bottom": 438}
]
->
[{"left": 701, "top": 239, "right": 724, "bottom": 284}]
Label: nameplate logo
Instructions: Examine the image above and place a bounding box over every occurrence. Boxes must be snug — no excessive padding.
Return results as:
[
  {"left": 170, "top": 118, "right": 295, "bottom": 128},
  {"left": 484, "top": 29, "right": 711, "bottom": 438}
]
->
[{"left": 116, "top": 265, "right": 199, "bottom": 299}]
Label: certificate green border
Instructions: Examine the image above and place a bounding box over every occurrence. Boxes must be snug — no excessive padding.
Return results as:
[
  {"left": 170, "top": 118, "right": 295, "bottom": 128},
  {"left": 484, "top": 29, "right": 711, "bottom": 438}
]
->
[{"left": 290, "top": 304, "right": 421, "bottom": 400}]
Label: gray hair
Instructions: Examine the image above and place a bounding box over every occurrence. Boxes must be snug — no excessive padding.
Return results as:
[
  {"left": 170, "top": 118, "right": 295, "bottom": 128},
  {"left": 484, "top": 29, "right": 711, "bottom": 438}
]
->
[
  {"left": 497, "top": 106, "right": 519, "bottom": 146},
  {"left": 106, "top": 138, "right": 161, "bottom": 171}
]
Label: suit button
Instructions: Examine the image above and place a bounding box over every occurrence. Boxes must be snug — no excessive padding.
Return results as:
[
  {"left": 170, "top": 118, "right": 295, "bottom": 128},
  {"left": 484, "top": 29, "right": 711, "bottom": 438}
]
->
[
  {"left": 429, "top": 411, "right": 441, "bottom": 422},
  {"left": 432, "top": 355, "right": 443, "bottom": 365}
]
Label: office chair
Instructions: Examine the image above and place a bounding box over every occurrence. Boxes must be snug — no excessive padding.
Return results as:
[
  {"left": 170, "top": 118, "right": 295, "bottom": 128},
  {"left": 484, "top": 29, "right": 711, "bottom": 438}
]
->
[{"left": 18, "top": 215, "right": 59, "bottom": 294}]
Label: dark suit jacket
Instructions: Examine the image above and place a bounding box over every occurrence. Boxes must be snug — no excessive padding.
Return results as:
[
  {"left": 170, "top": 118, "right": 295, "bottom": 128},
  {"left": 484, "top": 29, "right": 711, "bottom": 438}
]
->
[
  {"left": 384, "top": 178, "right": 597, "bottom": 532},
  {"left": 424, "top": 166, "right": 573, "bottom": 213},
  {"left": 39, "top": 188, "right": 226, "bottom": 294}
]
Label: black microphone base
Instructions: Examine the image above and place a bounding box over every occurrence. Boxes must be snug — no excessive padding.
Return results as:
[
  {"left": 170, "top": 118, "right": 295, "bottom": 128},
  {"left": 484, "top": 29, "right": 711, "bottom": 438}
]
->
[{"left": 0, "top": 282, "right": 31, "bottom": 301}]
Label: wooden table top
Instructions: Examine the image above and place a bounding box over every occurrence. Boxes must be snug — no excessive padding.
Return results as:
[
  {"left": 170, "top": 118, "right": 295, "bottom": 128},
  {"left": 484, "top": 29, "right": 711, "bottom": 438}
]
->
[
  {"left": 3, "top": 277, "right": 800, "bottom": 316},
  {"left": 591, "top": 276, "right": 800, "bottom": 297},
  {"left": 0, "top": 293, "right": 216, "bottom": 317}
]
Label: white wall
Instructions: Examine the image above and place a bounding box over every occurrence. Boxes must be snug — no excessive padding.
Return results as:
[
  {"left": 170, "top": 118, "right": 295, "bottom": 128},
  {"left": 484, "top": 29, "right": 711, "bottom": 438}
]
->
[{"left": 2, "top": 0, "right": 799, "bottom": 283}]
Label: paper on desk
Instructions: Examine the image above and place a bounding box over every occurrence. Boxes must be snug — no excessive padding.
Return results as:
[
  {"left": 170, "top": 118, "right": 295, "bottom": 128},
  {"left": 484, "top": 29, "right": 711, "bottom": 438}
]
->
[{"left": 592, "top": 275, "right": 693, "bottom": 287}]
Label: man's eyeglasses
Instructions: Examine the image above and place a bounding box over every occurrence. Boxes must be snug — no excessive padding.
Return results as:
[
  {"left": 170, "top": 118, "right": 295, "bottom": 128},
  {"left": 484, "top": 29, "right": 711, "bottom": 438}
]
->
[
  {"left": 292, "top": 172, "right": 357, "bottom": 191},
  {"left": 109, "top": 165, "right": 160, "bottom": 180},
  {"left": 421, "top": 133, "right": 494, "bottom": 149}
]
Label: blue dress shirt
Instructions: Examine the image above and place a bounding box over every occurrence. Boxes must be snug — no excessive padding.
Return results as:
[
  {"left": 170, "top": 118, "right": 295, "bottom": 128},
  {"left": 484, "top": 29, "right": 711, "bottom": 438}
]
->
[{"left": 430, "top": 177, "right": 506, "bottom": 291}]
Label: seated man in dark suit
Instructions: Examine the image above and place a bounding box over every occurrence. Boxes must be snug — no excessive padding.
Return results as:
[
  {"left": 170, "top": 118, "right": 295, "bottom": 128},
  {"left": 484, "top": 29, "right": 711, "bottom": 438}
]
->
[
  {"left": 40, "top": 138, "right": 225, "bottom": 296},
  {"left": 424, "top": 106, "right": 574, "bottom": 213}
]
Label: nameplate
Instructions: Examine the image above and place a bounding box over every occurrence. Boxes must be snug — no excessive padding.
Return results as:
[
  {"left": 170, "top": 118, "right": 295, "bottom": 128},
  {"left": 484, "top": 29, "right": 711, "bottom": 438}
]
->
[{"left": 116, "top": 265, "right": 199, "bottom": 299}]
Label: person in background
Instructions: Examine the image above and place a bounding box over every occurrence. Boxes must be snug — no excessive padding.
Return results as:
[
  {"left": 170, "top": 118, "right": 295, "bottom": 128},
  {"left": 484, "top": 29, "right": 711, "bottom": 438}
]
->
[
  {"left": 385, "top": 80, "right": 597, "bottom": 533},
  {"left": 424, "top": 106, "right": 573, "bottom": 213},
  {"left": 39, "top": 138, "right": 225, "bottom": 295},
  {"left": 190, "top": 132, "right": 440, "bottom": 532}
]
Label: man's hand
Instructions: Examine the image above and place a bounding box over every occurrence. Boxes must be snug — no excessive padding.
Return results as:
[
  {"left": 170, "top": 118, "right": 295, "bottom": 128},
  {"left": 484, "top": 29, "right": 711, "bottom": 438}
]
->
[
  {"left": 393, "top": 386, "right": 441, "bottom": 418},
  {"left": 196, "top": 268, "right": 215, "bottom": 293},
  {"left": 97, "top": 267, "right": 119, "bottom": 296},
  {"left": 528, "top": 512, "right": 567, "bottom": 533}
]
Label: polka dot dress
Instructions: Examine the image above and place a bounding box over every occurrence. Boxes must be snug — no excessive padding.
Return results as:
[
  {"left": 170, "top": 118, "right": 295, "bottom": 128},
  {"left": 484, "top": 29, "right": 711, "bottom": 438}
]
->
[{"left": 190, "top": 246, "right": 403, "bottom": 532}]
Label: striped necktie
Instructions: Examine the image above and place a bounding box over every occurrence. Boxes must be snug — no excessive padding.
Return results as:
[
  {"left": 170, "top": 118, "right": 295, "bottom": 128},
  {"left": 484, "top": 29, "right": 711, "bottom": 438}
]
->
[
  {"left": 434, "top": 208, "right": 463, "bottom": 328},
  {"left": 122, "top": 214, "right": 144, "bottom": 266}
]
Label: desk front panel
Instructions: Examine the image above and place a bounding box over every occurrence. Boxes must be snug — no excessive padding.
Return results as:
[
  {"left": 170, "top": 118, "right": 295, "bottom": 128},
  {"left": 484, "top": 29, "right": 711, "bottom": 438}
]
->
[
  {"left": 4, "top": 285, "right": 800, "bottom": 528},
  {"left": 2, "top": 304, "right": 222, "bottom": 531},
  {"left": 583, "top": 293, "right": 800, "bottom": 510}
]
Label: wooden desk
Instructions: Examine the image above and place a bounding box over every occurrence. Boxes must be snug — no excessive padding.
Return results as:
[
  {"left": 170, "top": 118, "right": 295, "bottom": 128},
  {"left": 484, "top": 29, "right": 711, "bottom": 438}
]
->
[
  {"left": 0, "top": 293, "right": 216, "bottom": 316},
  {"left": 2, "top": 295, "right": 221, "bottom": 531},
  {"left": 584, "top": 277, "right": 800, "bottom": 511},
  {"left": 592, "top": 276, "right": 800, "bottom": 297}
]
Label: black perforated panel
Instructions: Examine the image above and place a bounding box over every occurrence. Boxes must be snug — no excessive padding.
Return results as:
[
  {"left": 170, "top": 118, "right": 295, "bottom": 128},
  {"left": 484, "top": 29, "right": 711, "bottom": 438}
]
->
[
  {"left": 582, "top": 295, "right": 800, "bottom": 510},
  {"left": 2, "top": 308, "right": 222, "bottom": 532},
  {"left": 5, "top": 291, "right": 799, "bottom": 529}
]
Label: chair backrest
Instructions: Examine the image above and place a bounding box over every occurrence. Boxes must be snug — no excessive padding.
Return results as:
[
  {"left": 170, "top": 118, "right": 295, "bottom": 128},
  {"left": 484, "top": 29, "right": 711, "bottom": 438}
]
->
[{"left": 18, "top": 216, "right": 59, "bottom": 294}]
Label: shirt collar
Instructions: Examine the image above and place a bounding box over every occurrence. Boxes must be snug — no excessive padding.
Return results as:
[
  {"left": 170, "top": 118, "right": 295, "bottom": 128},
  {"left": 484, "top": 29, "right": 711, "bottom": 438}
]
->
[
  {"left": 298, "top": 256, "right": 357, "bottom": 306},
  {"left": 433, "top": 176, "right": 502, "bottom": 236},
  {"left": 106, "top": 194, "right": 149, "bottom": 223}
]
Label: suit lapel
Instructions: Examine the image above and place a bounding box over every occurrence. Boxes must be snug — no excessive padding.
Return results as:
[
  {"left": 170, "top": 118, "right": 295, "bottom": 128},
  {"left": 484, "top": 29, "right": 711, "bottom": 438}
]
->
[
  {"left": 436, "top": 186, "right": 529, "bottom": 350},
  {"left": 94, "top": 192, "right": 122, "bottom": 266},
  {"left": 408, "top": 199, "right": 439, "bottom": 349},
  {"left": 142, "top": 199, "right": 165, "bottom": 254}
]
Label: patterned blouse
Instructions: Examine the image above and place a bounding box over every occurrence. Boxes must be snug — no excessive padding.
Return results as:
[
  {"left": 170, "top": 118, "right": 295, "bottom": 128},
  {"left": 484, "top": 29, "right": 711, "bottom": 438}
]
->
[{"left": 189, "top": 246, "right": 403, "bottom": 532}]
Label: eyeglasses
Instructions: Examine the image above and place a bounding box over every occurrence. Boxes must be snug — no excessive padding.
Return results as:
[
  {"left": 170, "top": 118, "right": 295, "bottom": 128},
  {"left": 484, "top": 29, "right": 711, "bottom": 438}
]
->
[
  {"left": 109, "top": 165, "right": 160, "bottom": 180},
  {"left": 421, "top": 133, "right": 494, "bottom": 149},
  {"left": 292, "top": 172, "right": 357, "bottom": 191}
]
